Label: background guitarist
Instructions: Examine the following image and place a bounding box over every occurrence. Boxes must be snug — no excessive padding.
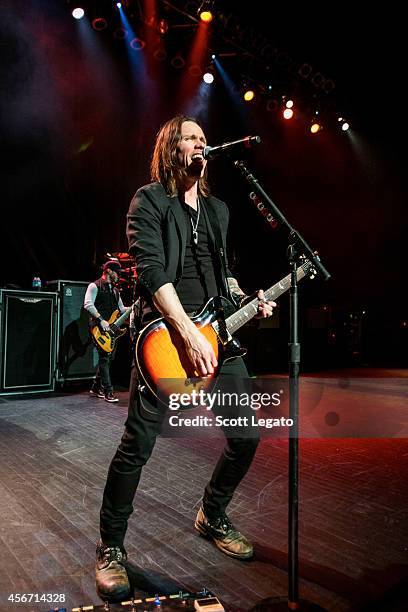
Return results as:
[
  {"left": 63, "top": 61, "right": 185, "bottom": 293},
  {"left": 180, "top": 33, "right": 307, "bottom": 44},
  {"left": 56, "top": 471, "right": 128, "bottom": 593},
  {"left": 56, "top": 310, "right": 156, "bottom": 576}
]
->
[
  {"left": 95, "top": 115, "right": 275, "bottom": 601},
  {"left": 84, "top": 260, "right": 128, "bottom": 403}
]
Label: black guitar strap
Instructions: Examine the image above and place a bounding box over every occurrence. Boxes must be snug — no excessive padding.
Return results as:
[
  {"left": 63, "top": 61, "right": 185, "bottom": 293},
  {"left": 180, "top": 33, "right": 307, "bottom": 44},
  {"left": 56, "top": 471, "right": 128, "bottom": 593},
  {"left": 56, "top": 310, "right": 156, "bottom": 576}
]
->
[
  {"left": 130, "top": 274, "right": 142, "bottom": 354},
  {"left": 202, "top": 198, "right": 232, "bottom": 301}
]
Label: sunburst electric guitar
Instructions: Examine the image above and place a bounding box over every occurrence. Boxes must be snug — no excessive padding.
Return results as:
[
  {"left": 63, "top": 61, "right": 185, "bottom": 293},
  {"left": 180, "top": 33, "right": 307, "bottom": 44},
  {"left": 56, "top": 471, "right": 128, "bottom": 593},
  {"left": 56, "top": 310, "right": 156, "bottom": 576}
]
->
[
  {"left": 91, "top": 306, "right": 133, "bottom": 353},
  {"left": 135, "top": 259, "right": 315, "bottom": 406}
]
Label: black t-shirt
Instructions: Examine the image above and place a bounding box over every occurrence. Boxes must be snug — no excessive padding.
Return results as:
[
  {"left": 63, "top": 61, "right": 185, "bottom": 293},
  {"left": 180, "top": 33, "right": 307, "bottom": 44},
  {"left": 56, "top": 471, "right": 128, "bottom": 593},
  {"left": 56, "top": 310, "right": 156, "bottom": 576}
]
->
[{"left": 176, "top": 199, "right": 220, "bottom": 312}]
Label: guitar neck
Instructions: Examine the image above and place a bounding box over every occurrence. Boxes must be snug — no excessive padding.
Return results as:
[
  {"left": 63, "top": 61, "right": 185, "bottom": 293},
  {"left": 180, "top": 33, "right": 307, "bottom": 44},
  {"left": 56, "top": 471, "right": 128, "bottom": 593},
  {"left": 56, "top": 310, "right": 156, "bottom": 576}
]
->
[
  {"left": 225, "top": 264, "right": 309, "bottom": 335},
  {"left": 114, "top": 306, "right": 133, "bottom": 327}
]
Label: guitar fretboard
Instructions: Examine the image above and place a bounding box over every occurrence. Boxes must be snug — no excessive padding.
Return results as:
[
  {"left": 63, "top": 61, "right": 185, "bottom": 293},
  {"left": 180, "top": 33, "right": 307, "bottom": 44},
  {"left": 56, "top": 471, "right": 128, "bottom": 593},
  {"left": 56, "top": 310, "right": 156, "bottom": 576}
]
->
[
  {"left": 213, "top": 263, "right": 309, "bottom": 337},
  {"left": 115, "top": 305, "right": 133, "bottom": 327}
]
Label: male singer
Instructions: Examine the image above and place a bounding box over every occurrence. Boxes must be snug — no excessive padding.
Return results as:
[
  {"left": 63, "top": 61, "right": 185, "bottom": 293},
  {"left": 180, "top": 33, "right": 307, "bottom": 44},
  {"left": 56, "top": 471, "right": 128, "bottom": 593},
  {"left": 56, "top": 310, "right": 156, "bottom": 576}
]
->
[{"left": 95, "top": 116, "right": 275, "bottom": 600}]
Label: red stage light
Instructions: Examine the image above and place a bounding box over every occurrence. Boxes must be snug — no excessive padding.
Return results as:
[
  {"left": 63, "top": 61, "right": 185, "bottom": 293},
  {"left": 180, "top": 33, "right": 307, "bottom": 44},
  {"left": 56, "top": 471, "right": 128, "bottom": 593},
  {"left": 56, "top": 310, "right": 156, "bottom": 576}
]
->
[
  {"left": 92, "top": 17, "right": 108, "bottom": 31},
  {"left": 158, "top": 19, "right": 168, "bottom": 35}
]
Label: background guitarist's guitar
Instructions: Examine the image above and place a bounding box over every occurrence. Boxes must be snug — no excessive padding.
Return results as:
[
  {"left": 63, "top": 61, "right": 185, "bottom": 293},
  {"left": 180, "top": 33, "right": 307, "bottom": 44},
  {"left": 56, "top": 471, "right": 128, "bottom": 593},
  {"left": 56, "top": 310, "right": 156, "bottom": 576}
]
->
[
  {"left": 91, "top": 306, "right": 133, "bottom": 353},
  {"left": 135, "top": 259, "right": 315, "bottom": 406}
]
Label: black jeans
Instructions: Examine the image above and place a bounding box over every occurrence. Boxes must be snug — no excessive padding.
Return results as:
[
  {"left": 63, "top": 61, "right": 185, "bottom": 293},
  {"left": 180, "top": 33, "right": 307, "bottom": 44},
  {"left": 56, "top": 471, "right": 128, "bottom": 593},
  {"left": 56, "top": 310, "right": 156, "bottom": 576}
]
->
[
  {"left": 99, "top": 357, "right": 260, "bottom": 547},
  {"left": 95, "top": 346, "right": 115, "bottom": 394}
]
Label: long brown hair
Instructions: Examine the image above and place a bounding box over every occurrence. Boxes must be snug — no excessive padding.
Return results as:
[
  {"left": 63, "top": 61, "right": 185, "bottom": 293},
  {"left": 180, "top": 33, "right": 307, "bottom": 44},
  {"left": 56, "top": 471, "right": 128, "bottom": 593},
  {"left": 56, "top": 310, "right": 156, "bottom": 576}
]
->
[{"left": 150, "top": 115, "right": 210, "bottom": 197}]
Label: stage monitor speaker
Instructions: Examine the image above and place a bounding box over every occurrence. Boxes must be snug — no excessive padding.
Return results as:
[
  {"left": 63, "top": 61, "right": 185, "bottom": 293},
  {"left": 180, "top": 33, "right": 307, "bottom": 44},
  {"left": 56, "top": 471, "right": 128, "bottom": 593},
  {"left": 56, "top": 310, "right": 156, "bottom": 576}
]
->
[
  {"left": 47, "top": 280, "right": 97, "bottom": 382},
  {"left": 0, "top": 289, "right": 58, "bottom": 394}
]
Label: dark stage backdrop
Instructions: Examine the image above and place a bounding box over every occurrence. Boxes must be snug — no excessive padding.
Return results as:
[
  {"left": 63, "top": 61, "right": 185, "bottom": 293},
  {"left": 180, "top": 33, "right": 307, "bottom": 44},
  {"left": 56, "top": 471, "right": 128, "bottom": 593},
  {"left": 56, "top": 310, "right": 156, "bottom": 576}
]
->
[{"left": 1, "top": 1, "right": 407, "bottom": 368}]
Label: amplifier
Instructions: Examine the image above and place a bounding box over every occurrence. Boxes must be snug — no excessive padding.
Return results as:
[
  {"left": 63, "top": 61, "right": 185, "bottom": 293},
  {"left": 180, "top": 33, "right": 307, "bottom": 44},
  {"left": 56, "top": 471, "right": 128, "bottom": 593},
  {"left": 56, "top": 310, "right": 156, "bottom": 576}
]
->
[
  {"left": 47, "top": 280, "right": 97, "bottom": 382},
  {"left": 0, "top": 289, "right": 58, "bottom": 394}
]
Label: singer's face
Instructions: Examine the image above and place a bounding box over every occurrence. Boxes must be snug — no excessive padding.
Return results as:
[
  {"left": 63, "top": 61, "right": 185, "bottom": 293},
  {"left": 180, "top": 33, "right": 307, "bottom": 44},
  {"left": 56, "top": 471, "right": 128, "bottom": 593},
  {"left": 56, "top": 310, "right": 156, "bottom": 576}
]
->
[{"left": 177, "top": 121, "right": 207, "bottom": 179}]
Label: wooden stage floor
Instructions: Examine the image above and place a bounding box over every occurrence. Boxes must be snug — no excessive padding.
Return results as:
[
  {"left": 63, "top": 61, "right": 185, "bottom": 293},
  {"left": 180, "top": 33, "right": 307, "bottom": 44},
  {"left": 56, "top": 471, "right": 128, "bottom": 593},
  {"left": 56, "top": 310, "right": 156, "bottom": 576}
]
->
[{"left": 0, "top": 368, "right": 407, "bottom": 611}]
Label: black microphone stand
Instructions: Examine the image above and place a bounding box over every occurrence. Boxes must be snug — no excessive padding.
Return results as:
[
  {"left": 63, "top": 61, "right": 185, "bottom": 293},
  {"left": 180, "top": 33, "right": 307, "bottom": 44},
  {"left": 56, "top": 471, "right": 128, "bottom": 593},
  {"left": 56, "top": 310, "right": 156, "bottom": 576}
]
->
[{"left": 233, "top": 160, "right": 331, "bottom": 612}]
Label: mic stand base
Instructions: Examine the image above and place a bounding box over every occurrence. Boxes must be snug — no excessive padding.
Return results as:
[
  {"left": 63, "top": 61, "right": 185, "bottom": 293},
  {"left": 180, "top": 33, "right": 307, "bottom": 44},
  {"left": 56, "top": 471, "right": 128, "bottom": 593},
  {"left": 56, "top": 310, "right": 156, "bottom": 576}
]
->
[{"left": 250, "top": 596, "right": 328, "bottom": 611}]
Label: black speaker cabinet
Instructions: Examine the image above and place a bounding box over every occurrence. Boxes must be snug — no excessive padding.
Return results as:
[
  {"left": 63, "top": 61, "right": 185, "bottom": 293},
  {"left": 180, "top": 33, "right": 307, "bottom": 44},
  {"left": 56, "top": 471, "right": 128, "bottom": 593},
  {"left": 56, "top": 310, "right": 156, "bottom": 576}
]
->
[
  {"left": 0, "top": 289, "right": 58, "bottom": 394},
  {"left": 47, "top": 280, "right": 97, "bottom": 382}
]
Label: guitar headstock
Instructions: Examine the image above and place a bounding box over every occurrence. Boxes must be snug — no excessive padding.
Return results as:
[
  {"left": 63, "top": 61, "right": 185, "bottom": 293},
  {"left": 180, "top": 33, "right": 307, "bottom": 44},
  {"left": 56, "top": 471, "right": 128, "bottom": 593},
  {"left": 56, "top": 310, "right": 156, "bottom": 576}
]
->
[{"left": 299, "top": 254, "right": 317, "bottom": 279}]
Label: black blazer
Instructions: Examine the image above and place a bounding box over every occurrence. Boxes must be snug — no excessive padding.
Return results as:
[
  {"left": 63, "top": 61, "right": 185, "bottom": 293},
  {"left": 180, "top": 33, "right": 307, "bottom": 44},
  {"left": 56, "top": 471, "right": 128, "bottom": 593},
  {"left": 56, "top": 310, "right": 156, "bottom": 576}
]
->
[{"left": 126, "top": 182, "right": 233, "bottom": 302}]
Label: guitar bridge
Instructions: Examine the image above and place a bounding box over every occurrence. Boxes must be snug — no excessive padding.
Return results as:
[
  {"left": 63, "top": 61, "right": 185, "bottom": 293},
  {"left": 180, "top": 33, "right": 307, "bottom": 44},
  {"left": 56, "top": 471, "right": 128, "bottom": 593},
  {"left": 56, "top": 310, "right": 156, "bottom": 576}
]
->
[{"left": 185, "top": 377, "right": 206, "bottom": 387}]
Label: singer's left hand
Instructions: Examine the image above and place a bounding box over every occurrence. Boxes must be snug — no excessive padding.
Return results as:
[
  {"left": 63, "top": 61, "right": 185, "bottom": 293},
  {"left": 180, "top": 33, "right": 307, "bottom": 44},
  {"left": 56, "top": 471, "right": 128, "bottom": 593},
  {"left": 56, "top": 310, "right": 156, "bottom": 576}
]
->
[{"left": 255, "top": 289, "right": 276, "bottom": 318}]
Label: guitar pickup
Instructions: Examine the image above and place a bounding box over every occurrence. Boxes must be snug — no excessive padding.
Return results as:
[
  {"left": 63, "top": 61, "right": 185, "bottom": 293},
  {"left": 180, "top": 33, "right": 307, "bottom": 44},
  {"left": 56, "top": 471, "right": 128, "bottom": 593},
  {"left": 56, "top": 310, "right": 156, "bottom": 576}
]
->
[
  {"left": 212, "top": 320, "right": 232, "bottom": 346},
  {"left": 217, "top": 329, "right": 232, "bottom": 346}
]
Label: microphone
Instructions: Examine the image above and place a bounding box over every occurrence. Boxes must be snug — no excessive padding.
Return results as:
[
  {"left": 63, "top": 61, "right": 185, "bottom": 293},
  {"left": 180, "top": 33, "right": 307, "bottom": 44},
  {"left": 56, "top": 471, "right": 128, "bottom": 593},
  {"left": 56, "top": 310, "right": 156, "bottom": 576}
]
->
[{"left": 203, "top": 135, "right": 261, "bottom": 160}]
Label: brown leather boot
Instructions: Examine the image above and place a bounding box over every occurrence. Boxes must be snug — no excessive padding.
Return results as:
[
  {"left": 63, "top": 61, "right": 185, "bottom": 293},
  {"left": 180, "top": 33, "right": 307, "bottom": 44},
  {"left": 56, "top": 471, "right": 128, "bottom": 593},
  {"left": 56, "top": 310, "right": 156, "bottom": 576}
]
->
[
  {"left": 95, "top": 540, "right": 130, "bottom": 601},
  {"left": 194, "top": 507, "right": 253, "bottom": 559}
]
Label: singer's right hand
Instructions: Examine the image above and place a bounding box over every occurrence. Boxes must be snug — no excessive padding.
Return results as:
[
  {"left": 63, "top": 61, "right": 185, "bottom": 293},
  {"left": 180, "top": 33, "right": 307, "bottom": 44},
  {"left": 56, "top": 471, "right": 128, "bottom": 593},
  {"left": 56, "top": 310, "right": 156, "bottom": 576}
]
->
[{"left": 183, "top": 328, "right": 218, "bottom": 377}]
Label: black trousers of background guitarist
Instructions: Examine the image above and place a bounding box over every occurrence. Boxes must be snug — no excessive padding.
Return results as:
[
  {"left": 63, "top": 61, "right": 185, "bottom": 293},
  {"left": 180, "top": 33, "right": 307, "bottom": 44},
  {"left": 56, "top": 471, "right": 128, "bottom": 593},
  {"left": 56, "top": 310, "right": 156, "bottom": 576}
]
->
[
  {"left": 94, "top": 345, "right": 116, "bottom": 395},
  {"left": 99, "top": 356, "right": 259, "bottom": 547}
]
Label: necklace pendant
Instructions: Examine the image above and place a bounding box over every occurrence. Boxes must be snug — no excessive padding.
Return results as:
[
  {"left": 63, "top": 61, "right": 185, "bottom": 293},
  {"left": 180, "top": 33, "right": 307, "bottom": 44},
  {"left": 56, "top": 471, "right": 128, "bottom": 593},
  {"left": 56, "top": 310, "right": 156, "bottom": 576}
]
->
[{"left": 193, "top": 230, "right": 198, "bottom": 245}]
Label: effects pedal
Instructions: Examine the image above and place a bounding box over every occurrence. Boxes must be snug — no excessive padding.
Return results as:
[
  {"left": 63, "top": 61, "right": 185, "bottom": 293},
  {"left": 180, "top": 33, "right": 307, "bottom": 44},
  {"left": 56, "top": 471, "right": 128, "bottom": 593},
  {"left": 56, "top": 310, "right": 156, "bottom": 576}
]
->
[{"left": 194, "top": 596, "right": 225, "bottom": 611}]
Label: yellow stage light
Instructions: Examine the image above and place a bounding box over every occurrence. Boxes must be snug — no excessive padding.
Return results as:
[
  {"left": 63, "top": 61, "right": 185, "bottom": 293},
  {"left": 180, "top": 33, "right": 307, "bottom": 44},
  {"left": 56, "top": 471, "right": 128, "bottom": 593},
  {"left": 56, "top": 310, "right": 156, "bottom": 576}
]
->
[
  {"left": 310, "top": 122, "right": 321, "bottom": 133},
  {"left": 200, "top": 10, "right": 213, "bottom": 22}
]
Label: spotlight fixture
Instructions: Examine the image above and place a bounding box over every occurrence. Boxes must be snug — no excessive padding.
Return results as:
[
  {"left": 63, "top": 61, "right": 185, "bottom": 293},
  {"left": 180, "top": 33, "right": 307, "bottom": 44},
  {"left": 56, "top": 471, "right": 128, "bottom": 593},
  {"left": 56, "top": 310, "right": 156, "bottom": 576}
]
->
[
  {"left": 153, "top": 47, "right": 167, "bottom": 61},
  {"left": 285, "top": 99, "right": 294, "bottom": 108},
  {"left": 72, "top": 7, "right": 85, "bottom": 19},
  {"left": 200, "top": 10, "right": 213, "bottom": 22},
  {"left": 116, "top": 2, "right": 122, "bottom": 7},
  {"left": 130, "top": 37, "right": 145, "bottom": 51},
  {"left": 92, "top": 17, "right": 108, "bottom": 31},
  {"left": 310, "top": 122, "right": 322, "bottom": 134},
  {"left": 243, "top": 89, "right": 255, "bottom": 102},
  {"left": 113, "top": 26, "right": 128, "bottom": 39},
  {"left": 198, "top": 0, "right": 213, "bottom": 22},
  {"left": 266, "top": 99, "right": 278, "bottom": 112},
  {"left": 158, "top": 19, "right": 168, "bottom": 35},
  {"left": 298, "top": 63, "right": 313, "bottom": 79},
  {"left": 338, "top": 117, "right": 350, "bottom": 131},
  {"left": 188, "top": 64, "right": 202, "bottom": 77},
  {"left": 203, "top": 72, "right": 214, "bottom": 83},
  {"left": 283, "top": 108, "right": 294, "bottom": 119},
  {"left": 170, "top": 54, "right": 185, "bottom": 69}
]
